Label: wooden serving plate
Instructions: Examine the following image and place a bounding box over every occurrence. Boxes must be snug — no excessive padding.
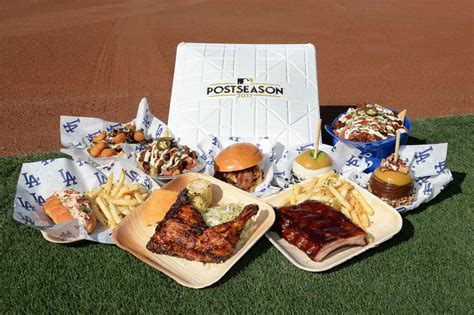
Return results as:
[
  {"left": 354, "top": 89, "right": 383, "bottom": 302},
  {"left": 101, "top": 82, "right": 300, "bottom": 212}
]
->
[
  {"left": 264, "top": 178, "right": 403, "bottom": 272},
  {"left": 113, "top": 172, "right": 275, "bottom": 289}
]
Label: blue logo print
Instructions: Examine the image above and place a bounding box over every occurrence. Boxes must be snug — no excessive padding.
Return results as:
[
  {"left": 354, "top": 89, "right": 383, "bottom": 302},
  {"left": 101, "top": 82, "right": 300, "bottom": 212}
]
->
[
  {"left": 86, "top": 130, "right": 102, "bottom": 142},
  {"left": 296, "top": 144, "right": 313, "bottom": 153},
  {"left": 211, "top": 137, "right": 218, "bottom": 146},
  {"left": 41, "top": 159, "right": 55, "bottom": 166},
  {"left": 94, "top": 172, "right": 107, "bottom": 185},
  {"left": 17, "top": 212, "right": 35, "bottom": 225},
  {"left": 17, "top": 197, "right": 35, "bottom": 211},
  {"left": 228, "top": 136, "right": 240, "bottom": 142},
  {"left": 101, "top": 163, "right": 115, "bottom": 171},
  {"left": 415, "top": 146, "right": 433, "bottom": 164},
  {"left": 30, "top": 192, "right": 46, "bottom": 206},
  {"left": 156, "top": 124, "right": 164, "bottom": 137},
  {"left": 75, "top": 160, "right": 88, "bottom": 167},
  {"left": 106, "top": 123, "right": 122, "bottom": 132},
  {"left": 142, "top": 109, "right": 151, "bottom": 128},
  {"left": 22, "top": 172, "right": 41, "bottom": 188},
  {"left": 58, "top": 169, "right": 78, "bottom": 187},
  {"left": 142, "top": 177, "right": 151, "bottom": 189},
  {"left": 62, "top": 118, "right": 81, "bottom": 133},
  {"left": 423, "top": 182, "right": 433, "bottom": 196},
  {"left": 135, "top": 144, "right": 147, "bottom": 152},
  {"left": 59, "top": 231, "right": 74, "bottom": 239},
  {"left": 125, "top": 170, "right": 140, "bottom": 182},
  {"left": 435, "top": 160, "right": 446, "bottom": 174},
  {"left": 416, "top": 176, "right": 430, "bottom": 185},
  {"left": 346, "top": 155, "right": 360, "bottom": 167}
]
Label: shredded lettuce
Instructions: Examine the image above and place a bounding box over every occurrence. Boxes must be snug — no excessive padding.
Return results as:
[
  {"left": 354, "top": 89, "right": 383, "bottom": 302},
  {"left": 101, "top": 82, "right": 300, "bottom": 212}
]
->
[{"left": 202, "top": 203, "right": 254, "bottom": 251}]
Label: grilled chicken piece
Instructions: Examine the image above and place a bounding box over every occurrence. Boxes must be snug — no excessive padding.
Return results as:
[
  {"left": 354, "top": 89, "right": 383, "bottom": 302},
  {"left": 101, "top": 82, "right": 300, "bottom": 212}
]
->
[
  {"left": 146, "top": 189, "right": 258, "bottom": 263},
  {"left": 274, "top": 200, "right": 367, "bottom": 262}
]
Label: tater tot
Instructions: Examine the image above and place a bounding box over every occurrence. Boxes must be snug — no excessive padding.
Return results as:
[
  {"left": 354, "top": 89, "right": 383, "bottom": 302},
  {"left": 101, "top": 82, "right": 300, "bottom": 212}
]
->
[
  {"left": 89, "top": 142, "right": 106, "bottom": 157},
  {"left": 113, "top": 133, "right": 126, "bottom": 144},
  {"left": 100, "top": 148, "right": 116, "bottom": 157},
  {"left": 92, "top": 131, "right": 106, "bottom": 143}
]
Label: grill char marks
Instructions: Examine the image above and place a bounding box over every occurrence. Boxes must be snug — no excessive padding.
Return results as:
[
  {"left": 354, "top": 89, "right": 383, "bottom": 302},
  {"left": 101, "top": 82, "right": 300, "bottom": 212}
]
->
[
  {"left": 274, "top": 200, "right": 367, "bottom": 262},
  {"left": 146, "top": 189, "right": 258, "bottom": 263}
]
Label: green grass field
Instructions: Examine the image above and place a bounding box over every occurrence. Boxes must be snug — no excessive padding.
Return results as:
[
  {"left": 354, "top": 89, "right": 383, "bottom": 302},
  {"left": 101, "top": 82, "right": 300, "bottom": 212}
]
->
[{"left": 1, "top": 116, "right": 473, "bottom": 313}]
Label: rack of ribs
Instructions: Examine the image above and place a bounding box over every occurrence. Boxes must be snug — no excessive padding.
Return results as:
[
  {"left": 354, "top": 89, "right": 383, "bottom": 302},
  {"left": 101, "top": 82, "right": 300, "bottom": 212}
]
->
[
  {"left": 273, "top": 200, "right": 367, "bottom": 262},
  {"left": 146, "top": 189, "right": 258, "bottom": 263}
]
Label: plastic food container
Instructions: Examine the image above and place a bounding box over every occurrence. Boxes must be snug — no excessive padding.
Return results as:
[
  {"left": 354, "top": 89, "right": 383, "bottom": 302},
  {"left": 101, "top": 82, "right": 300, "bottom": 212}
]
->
[{"left": 324, "top": 111, "right": 411, "bottom": 172}]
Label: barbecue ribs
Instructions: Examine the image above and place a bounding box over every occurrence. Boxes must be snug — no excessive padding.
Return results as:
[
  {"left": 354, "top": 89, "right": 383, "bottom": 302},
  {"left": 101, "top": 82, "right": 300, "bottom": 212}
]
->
[
  {"left": 274, "top": 200, "right": 367, "bottom": 262},
  {"left": 146, "top": 189, "right": 258, "bottom": 263}
]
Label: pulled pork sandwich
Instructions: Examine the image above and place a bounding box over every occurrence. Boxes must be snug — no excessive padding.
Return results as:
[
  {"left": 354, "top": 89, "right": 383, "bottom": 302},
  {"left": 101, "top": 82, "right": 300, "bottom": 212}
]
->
[{"left": 214, "top": 143, "right": 263, "bottom": 192}]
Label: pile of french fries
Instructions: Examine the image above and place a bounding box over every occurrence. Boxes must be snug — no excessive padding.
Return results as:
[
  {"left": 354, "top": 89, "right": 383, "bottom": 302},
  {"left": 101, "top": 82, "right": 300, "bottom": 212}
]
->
[
  {"left": 86, "top": 170, "right": 148, "bottom": 228},
  {"left": 281, "top": 172, "right": 374, "bottom": 228}
]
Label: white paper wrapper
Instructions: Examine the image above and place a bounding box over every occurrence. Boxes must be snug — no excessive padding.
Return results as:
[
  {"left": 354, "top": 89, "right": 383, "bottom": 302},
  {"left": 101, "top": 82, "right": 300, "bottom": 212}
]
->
[
  {"left": 60, "top": 98, "right": 173, "bottom": 166},
  {"left": 274, "top": 141, "right": 368, "bottom": 189},
  {"left": 273, "top": 142, "right": 452, "bottom": 213},
  {"left": 197, "top": 135, "right": 282, "bottom": 197},
  {"left": 355, "top": 143, "right": 452, "bottom": 213},
  {"left": 13, "top": 158, "right": 160, "bottom": 244}
]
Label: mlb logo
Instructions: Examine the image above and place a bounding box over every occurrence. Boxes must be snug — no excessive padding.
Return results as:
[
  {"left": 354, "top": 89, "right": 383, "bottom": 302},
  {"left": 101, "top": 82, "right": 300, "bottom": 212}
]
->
[{"left": 237, "top": 78, "right": 253, "bottom": 84}]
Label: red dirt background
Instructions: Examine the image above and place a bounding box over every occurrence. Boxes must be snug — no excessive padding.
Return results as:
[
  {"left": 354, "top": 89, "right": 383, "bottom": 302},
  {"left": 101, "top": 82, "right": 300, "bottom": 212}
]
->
[{"left": 0, "top": 0, "right": 472, "bottom": 157}]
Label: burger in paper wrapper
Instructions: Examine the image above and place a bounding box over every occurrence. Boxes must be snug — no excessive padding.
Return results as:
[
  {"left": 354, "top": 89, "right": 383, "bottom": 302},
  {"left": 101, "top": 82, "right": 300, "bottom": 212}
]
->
[{"left": 214, "top": 143, "right": 263, "bottom": 192}]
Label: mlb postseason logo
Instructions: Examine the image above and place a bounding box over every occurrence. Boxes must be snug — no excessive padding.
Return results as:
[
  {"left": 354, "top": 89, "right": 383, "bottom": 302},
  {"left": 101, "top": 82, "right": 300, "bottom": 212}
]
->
[{"left": 206, "top": 78, "right": 284, "bottom": 99}]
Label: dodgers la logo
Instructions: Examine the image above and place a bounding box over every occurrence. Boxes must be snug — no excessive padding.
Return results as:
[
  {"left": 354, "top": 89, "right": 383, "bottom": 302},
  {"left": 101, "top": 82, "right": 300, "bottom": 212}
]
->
[
  {"left": 142, "top": 109, "right": 151, "bottom": 128},
  {"left": 423, "top": 182, "right": 433, "bottom": 196},
  {"left": 17, "top": 212, "right": 34, "bottom": 225},
  {"left": 101, "top": 163, "right": 115, "bottom": 171},
  {"left": 59, "top": 231, "right": 74, "bottom": 239},
  {"left": 414, "top": 146, "right": 433, "bottom": 164},
  {"left": 75, "top": 160, "right": 88, "bottom": 167},
  {"left": 58, "top": 169, "right": 78, "bottom": 187},
  {"left": 416, "top": 176, "right": 430, "bottom": 185},
  {"left": 94, "top": 171, "right": 107, "bottom": 185},
  {"left": 17, "top": 197, "right": 35, "bottom": 211},
  {"left": 142, "top": 176, "right": 151, "bottom": 189},
  {"left": 106, "top": 123, "right": 122, "bottom": 132},
  {"left": 296, "top": 144, "right": 313, "bottom": 153},
  {"left": 22, "top": 172, "right": 40, "bottom": 188},
  {"left": 435, "top": 160, "right": 446, "bottom": 174},
  {"left": 41, "top": 159, "right": 55, "bottom": 166},
  {"left": 62, "top": 118, "right": 81, "bottom": 133},
  {"left": 155, "top": 124, "right": 164, "bottom": 137},
  {"left": 125, "top": 170, "right": 140, "bottom": 182},
  {"left": 135, "top": 144, "right": 147, "bottom": 152},
  {"left": 86, "top": 130, "right": 102, "bottom": 142},
  {"left": 30, "top": 192, "right": 46, "bottom": 206},
  {"left": 346, "top": 155, "right": 360, "bottom": 167}
]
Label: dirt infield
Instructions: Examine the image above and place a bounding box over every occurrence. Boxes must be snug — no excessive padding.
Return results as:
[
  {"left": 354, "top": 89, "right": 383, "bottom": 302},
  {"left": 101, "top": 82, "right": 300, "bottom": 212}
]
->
[{"left": 0, "top": 0, "right": 472, "bottom": 157}]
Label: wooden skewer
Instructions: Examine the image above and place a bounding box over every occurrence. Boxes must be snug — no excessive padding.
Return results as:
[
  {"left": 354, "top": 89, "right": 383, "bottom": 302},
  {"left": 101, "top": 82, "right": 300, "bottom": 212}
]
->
[
  {"left": 313, "top": 119, "right": 322, "bottom": 159},
  {"left": 394, "top": 129, "right": 401, "bottom": 162},
  {"left": 398, "top": 109, "right": 407, "bottom": 126}
]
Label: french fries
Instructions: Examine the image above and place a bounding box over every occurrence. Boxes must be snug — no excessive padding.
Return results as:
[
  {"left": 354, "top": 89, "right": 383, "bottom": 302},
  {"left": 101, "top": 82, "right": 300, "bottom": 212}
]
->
[
  {"left": 86, "top": 170, "right": 148, "bottom": 228},
  {"left": 281, "top": 172, "right": 375, "bottom": 228}
]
